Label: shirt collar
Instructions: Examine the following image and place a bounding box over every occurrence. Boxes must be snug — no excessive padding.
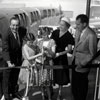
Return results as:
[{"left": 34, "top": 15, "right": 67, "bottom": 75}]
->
[
  {"left": 82, "top": 27, "right": 87, "bottom": 33},
  {"left": 80, "top": 27, "right": 87, "bottom": 37}
]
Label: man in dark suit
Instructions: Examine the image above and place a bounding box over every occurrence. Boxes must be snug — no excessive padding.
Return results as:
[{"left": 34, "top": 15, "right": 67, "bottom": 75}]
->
[
  {"left": 2, "top": 16, "right": 26, "bottom": 100},
  {"left": 71, "top": 14, "right": 97, "bottom": 100}
]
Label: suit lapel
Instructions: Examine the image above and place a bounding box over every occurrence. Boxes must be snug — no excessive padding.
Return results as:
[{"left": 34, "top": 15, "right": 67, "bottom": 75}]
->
[
  {"left": 9, "top": 29, "right": 20, "bottom": 46},
  {"left": 16, "top": 32, "right": 20, "bottom": 45},
  {"left": 76, "top": 28, "right": 88, "bottom": 48}
]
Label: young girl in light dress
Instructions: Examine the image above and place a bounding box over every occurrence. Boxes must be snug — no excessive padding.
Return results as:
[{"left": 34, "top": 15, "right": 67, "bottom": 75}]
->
[{"left": 18, "top": 33, "right": 42, "bottom": 84}]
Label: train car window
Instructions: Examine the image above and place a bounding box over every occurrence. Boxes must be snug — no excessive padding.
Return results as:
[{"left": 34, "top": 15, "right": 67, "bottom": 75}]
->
[
  {"left": 39, "top": 9, "right": 44, "bottom": 19},
  {"left": 90, "top": 6, "right": 100, "bottom": 19},
  {"left": 41, "top": 10, "right": 45, "bottom": 19},
  {"left": 52, "top": 9, "right": 55, "bottom": 16},
  {"left": 19, "top": 13, "right": 25, "bottom": 27},
  {"left": 22, "top": 13, "right": 27, "bottom": 27},
  {"left": 35, "top": 11, "right": 38, "bottom": 21},
  {"left": 34, "top": 11, "right": 38, "bottom": 21},
  {"left": 48, "top": 9, "right": 51, "bottom": 17},
  {"left": 30, "top": 11, "right": 39, "bottom": 25},
  {"left": 43, "top": 10, "right": 47, "bottom": 18},
  {"left": 14, "top": 14, "right": 21, "bottom": 26},
  {"left": 55, "top": 9, "right": 59, "bottom": 16},
  {"left": 23, "top": 13, "right": 28, "bottom": 27},
  {"left": 30, "top": 12, "right": 34, "bottom": 24},
  {"left": 34, "top": 11, "right": 37, "bottom": 21},
  {"left": 36, "top": 11, "right": 40, "bottom": 20}
]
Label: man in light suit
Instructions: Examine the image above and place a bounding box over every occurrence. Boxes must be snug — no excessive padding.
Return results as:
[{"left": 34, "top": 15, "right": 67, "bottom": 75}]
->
[
  {"left": 71, "top": 14, "right": 97, "bottom": 100},
  {"left": 2, "top": 16, "right": 26, "bottom": 100}
]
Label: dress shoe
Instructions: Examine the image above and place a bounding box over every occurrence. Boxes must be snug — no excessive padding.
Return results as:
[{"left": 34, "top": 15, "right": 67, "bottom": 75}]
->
[
  {"left": 5, "top": 98, "right": 11, "bottom": 100},
  {"left": 12, "top": 93, "right": 22, "bottom": 100}
]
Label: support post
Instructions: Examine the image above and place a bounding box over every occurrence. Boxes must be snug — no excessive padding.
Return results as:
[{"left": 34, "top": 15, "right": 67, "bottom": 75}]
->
[{"left": 86, "top": 0, "right": 91, "bottom": 23}]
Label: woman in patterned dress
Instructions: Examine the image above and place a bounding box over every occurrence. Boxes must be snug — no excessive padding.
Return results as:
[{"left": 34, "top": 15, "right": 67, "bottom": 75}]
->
[{"left": 37, "top": 26, "right": 56, "bottom": 100}]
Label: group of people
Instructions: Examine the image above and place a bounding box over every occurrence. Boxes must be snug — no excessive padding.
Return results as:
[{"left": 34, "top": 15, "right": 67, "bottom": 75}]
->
[{"left": 0, "top": 13, "right": 98, "bottom": 100}]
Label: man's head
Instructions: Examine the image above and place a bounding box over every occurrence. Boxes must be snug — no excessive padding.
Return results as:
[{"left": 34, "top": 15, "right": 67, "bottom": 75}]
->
[
  {"left": 10, "top": 16, "right": 20, "bottom": 33},
  {"left": 75, "top": 14, "right": 89, "bottom": 32}
]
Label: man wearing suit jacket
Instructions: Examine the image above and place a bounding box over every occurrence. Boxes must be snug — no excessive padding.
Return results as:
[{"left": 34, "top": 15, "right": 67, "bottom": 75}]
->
[
  {"left": 71, "top": 14, "right": 97, "bottom": 100},
  {"left": 2, "top": 17, "right": 26, "bottom": 100}
]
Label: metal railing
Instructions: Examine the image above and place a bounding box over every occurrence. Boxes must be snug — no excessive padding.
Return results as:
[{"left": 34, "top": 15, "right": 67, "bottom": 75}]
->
[{"left": 0, "top": 63, "right": 99, "bottom": 100}]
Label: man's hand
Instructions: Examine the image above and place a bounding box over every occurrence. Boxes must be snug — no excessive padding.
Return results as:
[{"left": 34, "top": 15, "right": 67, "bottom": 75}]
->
[{"left": 7, "top": 61, "right": 15, "bottom": 67}]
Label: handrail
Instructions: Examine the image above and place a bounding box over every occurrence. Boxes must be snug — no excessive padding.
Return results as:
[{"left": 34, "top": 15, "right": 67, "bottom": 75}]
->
[{"left": 0, "top": 63, "right": 99, "bottom": 70}]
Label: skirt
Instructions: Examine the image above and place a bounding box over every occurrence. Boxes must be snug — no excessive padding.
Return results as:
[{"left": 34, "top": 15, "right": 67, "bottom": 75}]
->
[{"left": 18, "top": 60, "right": 30, "bottom": 84}]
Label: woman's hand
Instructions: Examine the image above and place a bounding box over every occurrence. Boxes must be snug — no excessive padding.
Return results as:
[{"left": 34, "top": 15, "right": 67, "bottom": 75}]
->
[{"left": 56, "top": 53, "right": 60, "bottom": 57}]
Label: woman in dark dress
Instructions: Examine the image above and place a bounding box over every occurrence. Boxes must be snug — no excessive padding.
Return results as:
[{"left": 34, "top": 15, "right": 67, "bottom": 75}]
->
[{"left": 51, "top": 16, "right": 74, "bottom": 100}]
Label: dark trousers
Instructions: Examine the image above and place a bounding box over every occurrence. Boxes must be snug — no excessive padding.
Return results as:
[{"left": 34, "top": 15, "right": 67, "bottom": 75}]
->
[
  {"left": 0, "top": 71, "right": 3, "bottom": 99},
  {"left": 3, "top": 67, "right": 20, "bottom": 99},
  {"left": 71, "top": 68, "right": 89, "bottom": 100}
]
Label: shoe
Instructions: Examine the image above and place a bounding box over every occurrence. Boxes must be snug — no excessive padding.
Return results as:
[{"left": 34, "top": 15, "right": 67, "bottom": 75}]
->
[
  {"left": 57, "top": 90, "right": 62, "bottom": 100},
  {"left": 12, "top": 98, "right": 20, "bottom": 100},
  {"left": 57, "top": 95, "right": 62, "bottom": 100},
  {"left": 5, "top": 98, "right": 11, "bottom": 100},
  {"left": 63, "top": 99, "right": 67, "bottom": 100},
  {"left": 41, "top": 92, "right": 45, "bottom": 100},
  {"left": 44, "top": 90, "right": 48, "bottom": 99},
  {"left": 53, "top": 84, "right": 59, "bottom": 89},
  {"left": 4, "top": 95, "right": 11, "bottom": 100},
  {"left": 12, "top": 93, "right": 22, "bottom": 100},
  {"left": 1, "top": 95, "right": 4, "bottom": 100},
  {"left": 63, "top": 83, "right": 71, "bottom": 87}
]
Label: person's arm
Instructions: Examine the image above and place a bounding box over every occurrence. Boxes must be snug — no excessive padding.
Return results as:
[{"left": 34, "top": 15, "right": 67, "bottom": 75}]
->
[
  {"left": 56, "top": 44, "right": 72, "bottom": 57},
  {"left": 23, "top": 44, "right": 43, "bottom": 61},
  {"left": 6, "top": 61, "right": 15, "bottom": 67},
  {"left": 43, "top": 39, "right": 56, "bottom": 58},
  {"left": 51, "top": 43, "right": 56, "bottom": 57},
  {"left": 2, "top": 30, "right": 15, "bottom": 67},
  {"left": 56, "top": 32, "right": 74, "bottom": 57},
  {"left": 2, "top": 31, "right": 10, "bottom": 61},
  {"left": 79, "top": 31, "right": 97, "bottom": 66},
  {"left": 44, "top": 45, "right": 56, "bottom": 58},
  {"left": 28, "top": 53, "right": 43, "bottom": 60},
  {"left": 86, "top": 32, "right": 97, "bottom": 64}
]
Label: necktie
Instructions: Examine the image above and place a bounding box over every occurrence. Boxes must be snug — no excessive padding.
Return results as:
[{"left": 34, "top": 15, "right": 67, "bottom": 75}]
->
[
  {"left": 15, "top": 32, "right": 20, "bottom": 45},
  {"left": 16, "top": 33, "right": 18, "bottom": 40}
]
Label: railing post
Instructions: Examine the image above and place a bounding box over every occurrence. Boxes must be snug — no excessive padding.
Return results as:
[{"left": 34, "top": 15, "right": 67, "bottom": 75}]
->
[{"left": 94, "top": 66, "right": 100, "bottom": 100}]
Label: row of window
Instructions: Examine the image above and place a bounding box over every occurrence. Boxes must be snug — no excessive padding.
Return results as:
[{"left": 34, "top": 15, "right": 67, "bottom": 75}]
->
[
  {"left": 40, "top": 8, "right": 60, "bottom": 19},
  {"left": 13, "top": 8, "right": 61, "bottom": 27},
  {"left": 30, "top": 8, "right": 61, "bottom": 25},
  {"left": 30, "top": 10, "right": 40, "bottom": 25},
  {"left": 90, "top": 6, "right": 100, "bottom": 18}
]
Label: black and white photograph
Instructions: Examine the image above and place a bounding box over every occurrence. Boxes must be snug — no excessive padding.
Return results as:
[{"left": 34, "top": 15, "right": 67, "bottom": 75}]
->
[{"left": 0, "top": 0, "right": 100, "bottom": 100}]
